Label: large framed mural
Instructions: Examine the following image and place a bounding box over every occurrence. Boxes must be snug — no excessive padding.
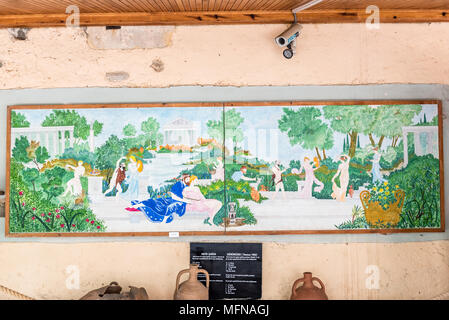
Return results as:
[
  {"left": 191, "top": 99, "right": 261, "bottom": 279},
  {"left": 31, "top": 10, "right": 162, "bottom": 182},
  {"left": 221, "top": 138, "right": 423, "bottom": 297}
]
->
[{"left": 5, "top": 100, "right": 444, "bottom": 237}]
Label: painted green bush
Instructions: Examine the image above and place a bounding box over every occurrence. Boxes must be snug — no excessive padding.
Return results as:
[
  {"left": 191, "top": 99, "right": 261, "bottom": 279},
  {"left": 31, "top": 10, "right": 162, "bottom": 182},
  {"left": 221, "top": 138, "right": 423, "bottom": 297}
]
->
[
  {"left": 198, "top": 180, "right": 258, "bottom": 226},
  {"left": 388, "top": 155, "right": 441, "bottom": 228},
  {"left": 181, "top": 162, "right": 212, "bottom": 179},
  {"left": 9, "top": 158, "right": 106, "bottom": 233},
  {"left": 336, "top": 205, "right": 369, "bottom": 229}
]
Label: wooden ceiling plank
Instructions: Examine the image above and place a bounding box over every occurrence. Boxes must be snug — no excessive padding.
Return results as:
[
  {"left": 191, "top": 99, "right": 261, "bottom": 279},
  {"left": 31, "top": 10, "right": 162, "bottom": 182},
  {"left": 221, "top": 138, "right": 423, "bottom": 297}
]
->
[
  {"left": 173, "top": 0, "right": 186, "bottom": 11},
  {"left": 219, "top": 0, "right": 231, "bottom": 11},
  {"left": 185, "top": 0, "right": 194, "bottom": 11},
  {"left": 124, "top": 0, "right": 152, "bottom": 12},
  {"left": 265, "top": 0, "right": 289, "bottom": 11},
  {"left": 281, "top": 0, "right": 312, "bottom": 11},
  {"left": 1, "top": 9, "right": 448, "bottom": 27},
  {"left": 180, "top": 0, "right": 191, "bottom": 11},
  {"left": 242, "top": 0, "right": 264, "bottom": 11},
  {"left": 310, "top": 0, "right": 449, "bottom": 10},
  {"left": 242, "top": 0, "right": 261, "bottom": 11},
  {"left": 195, "top": 0, "right": 202, "bottom": 11},
  {"left": 256, "top": 0, "right": 280, "bottom": 10},
  {"left": 157, "top": 0, "right": 173, "bottom": 11},
  {"left": 133, "top": 0, "right": 160, "bottom": 12},
  {"left": 108, "top": 0, "right": 146, "bottom": 12},
  {"left": 149, "top": 0, "right": 167, "bottom": 12},
  {"left": 73, "top": 0, "right": 115, "bottom": 13},
  {"left": 215, "top": 0, "right": 224, "bottom": 11},
  {"left": 165, "top": 0, "right": 181, "bottom": 11},
  {"left": 1, "top": 0, "right": 449, "bottom": 14},
  {"left": 234, "top": 0, "right": 251, "bottom": 11},
  {"left": 225, "top": 0, "right": 238, "bottom": 11},
  {"left": 208, "top": 0, "right": 216, "bottom": 11}
]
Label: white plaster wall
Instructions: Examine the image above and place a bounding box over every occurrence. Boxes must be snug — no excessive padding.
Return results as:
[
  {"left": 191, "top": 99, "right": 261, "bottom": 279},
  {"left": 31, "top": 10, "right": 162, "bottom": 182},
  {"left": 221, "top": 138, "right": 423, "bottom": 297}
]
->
[
  {"left": 0, "top": 24, "right": 448, "bottom": 89},
  {"left": 0, "top": 241, "right": 448, "bottom": 300},
  {"left": 0, "top": 24, "right": 448, "bottom": 300}
]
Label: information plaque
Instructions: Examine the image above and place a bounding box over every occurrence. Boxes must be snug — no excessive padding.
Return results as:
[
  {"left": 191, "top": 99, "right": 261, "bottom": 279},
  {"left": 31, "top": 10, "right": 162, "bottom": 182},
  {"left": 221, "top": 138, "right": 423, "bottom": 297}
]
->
[{"left": 190, "top": 243, "right": 262, "bottom": 300}]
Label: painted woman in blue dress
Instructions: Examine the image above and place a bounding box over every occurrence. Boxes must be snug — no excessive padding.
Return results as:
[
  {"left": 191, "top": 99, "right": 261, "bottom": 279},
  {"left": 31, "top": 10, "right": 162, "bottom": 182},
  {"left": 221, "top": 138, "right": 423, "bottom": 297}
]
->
[
  {"left": 125, "top": 174, "right": 190, "bottom": 223},
  {"left": 371, "top": 148, "right": 385, "bottom": 183}
]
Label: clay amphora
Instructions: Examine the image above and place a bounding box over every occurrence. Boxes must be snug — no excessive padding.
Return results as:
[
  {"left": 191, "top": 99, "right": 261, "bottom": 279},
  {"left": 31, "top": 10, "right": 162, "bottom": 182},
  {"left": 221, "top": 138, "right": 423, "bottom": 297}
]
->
[
  {"left": 174, "top": 264, "right": 210, "bottom": 300},
  {"left": 290, "top": 272, "right": 328, "bottom": 300},
  {"left": 80, "top": 281, "right": 149, "bottom": 300}
]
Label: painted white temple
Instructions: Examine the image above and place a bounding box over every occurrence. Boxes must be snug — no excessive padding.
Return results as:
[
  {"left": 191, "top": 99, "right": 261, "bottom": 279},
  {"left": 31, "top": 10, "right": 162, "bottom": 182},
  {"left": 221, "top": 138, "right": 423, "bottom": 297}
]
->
[
  {"left": 162, "top": 118, "right": 200, "bottom": 146},
  {"left": 11, "top": 126, "right": 75, "bottom": 157},
  {"left": 402, "top": 125, "right": 439, "bottom": 166}
]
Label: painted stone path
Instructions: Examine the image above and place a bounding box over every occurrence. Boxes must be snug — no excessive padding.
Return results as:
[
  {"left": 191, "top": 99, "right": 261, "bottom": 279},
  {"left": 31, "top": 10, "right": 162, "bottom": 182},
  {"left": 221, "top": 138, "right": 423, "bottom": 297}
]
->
[
  {"left": 234, "top": 191, "right": 361, "bottom": 231},
  {"left": 90, "top": 190, "right": 363, "bottom": 233}
]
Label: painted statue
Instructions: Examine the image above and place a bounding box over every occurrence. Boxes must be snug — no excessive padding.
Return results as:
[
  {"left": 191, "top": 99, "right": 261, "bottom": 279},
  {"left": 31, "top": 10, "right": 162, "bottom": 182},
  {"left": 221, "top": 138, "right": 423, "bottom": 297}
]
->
[
  {"left": 211, "top": 157, "right": 225, "bottom": 182},
  {"left": 296, "top": 157, "right": 324, "bottom": 199},
  {"left": 331, "top": 154, "right": 351, "bottom": 202},
  {"left": 271, "top": 161, "right": 286, "bottom": 200},
  {"left": 62, "top": 160, "right": 85, "bottom": 197},
  {"left": 371, "top": 147, "right": 385, "bottom": 183}
]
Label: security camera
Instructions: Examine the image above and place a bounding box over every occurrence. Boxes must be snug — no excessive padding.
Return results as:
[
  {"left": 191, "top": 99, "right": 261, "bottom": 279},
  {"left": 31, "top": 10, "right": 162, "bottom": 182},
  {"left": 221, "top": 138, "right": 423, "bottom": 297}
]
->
[{"left": 275, "top": 23, "right": 303, "bottom": 59}]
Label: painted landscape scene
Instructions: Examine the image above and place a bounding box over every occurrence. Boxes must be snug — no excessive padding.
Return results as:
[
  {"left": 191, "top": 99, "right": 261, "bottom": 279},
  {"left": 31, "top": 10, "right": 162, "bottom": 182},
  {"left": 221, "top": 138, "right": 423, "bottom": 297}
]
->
[{"left": 7, "top": 102, "right": 443, "bottom": 235}]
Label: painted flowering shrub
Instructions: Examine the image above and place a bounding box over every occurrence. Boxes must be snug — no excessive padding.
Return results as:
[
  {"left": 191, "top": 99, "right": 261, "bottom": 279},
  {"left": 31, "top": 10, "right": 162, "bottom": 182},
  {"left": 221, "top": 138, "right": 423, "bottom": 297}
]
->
[
  {"left": 9, "top": 158, "right": 106, "bottom": 233},
  {"left": 365, "top": 180, "right": 402, "bottom": 210}
]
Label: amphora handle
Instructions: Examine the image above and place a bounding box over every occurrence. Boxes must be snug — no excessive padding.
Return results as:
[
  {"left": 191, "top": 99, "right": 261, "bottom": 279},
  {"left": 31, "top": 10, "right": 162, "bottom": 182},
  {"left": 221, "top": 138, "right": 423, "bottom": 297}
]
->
[
  {"left": 312, "top": 277, "right": 325, "bottom": 291},
  {"left": 175, "top": 269, "right": 190, "bottom": 291}
]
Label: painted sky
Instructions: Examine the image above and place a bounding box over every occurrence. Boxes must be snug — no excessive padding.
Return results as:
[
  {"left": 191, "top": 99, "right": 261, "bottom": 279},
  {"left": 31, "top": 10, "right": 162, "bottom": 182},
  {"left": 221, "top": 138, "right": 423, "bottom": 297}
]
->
[{"left": 17, "top": 104, "right": 438, "bottom": 165}]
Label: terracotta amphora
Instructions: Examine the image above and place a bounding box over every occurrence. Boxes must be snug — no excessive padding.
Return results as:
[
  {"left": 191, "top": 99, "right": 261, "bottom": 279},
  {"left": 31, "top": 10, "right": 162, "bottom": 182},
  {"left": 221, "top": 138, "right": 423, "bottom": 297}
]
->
[
  {"left": 79, "top": 281, "right": 149, "bottom": 300},
  {"left": 290, "top": 272, "right": 328, "bottom": 300},
  {"left": 174, "top": 264, "right": 210, "bottom": 300}
]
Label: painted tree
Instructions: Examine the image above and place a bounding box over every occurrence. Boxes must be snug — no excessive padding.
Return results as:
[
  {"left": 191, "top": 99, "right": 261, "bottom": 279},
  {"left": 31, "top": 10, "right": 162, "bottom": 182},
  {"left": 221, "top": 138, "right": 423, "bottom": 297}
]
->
[
  {"left": 225, "top": 109, "right": 245, "bottom": 163},
  {"left": 41, "top": 110, "right": 103, "bottom": 144},
  {"left": 95, "top": 135, "right": 126, "bottom": 183},
  {"left": 323, "top": 105, "right": 375, "bottom": 158},
  {"left": 12, "top": 136, "right": 31, "bottom": 163},
  {"left": 123, "top": 123, "right": 137, "bottom": 137},
  {"left": 12, "top": 136, "right": 49, "bottom": 170},
  {"left": 430, "top": 115, "right": 438, "bottom": 126},
  {"left": 22, "top": 168, "right": 40, "bottom": 192},
  {"left": 206, "top": 118, "right": 224, "bottom": 143},
  {"left": 207, "top": 109, "right": 244, "bottom": 163},
  {"left": 141, "top": 117, "right": 163, "bottom": 148},
  {"left": 371, "top": 105, "right": 422, "bottom": 148},
  {"left": 278, "top": 107, "right": 334, "bottom": 161},
  {"left": 11, "top": 111, "right": 30, "bottom": 128}
]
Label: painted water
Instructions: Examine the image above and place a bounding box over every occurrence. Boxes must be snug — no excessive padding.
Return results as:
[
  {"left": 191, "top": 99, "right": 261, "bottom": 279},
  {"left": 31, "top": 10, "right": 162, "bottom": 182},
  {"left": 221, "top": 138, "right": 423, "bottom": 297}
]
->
[{"left": 138, "top": 152, "right": 195, "bottom": 199}]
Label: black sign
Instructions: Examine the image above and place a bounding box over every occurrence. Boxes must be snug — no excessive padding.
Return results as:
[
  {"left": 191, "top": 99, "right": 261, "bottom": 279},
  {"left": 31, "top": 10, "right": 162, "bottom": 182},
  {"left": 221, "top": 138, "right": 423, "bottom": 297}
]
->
[{"left": 190, "top": 243, "right": 262, "bottom": 300}]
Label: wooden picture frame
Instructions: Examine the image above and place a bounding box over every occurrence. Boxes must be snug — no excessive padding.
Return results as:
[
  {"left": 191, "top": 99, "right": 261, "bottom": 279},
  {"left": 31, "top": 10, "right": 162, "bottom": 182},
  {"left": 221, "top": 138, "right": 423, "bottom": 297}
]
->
[{"left": 5, "top": 100, "right": 445, "bottom": 237}]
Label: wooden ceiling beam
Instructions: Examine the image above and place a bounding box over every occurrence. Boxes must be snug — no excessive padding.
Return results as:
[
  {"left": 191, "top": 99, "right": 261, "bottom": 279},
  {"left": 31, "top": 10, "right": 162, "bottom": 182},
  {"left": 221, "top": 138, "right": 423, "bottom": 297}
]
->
[{"left": 0, "top": 9, "right": 448, "bottom": 28}]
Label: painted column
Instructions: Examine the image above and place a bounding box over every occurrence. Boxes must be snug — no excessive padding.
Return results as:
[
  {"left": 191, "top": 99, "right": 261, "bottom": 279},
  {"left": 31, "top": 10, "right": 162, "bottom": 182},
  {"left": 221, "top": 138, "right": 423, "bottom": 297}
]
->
[
  {"left": 69, "top": 129, "right": 74, "bottom": 148},
  {"left": 403, "top": 128, "right": 408, "bottom": 167},
  {"left": 59, "top": 130, "right": 64, "bottom": 155},
  {"left": 53, "top": 131, "right": 58, "bottom": 157},
  {"left": 45, "top": 132, "right": 50, "bottom": 156},
  {"left": 414, "top": 131, "right": 422, "bottom": 156}
]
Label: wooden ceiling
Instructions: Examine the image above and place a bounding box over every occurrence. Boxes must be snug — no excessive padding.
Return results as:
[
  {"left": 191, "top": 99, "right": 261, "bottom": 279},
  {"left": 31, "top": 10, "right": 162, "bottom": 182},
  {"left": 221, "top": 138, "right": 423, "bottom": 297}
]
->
[{"left": 0, "top": 0, "right": 448, "bottom": 27}]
